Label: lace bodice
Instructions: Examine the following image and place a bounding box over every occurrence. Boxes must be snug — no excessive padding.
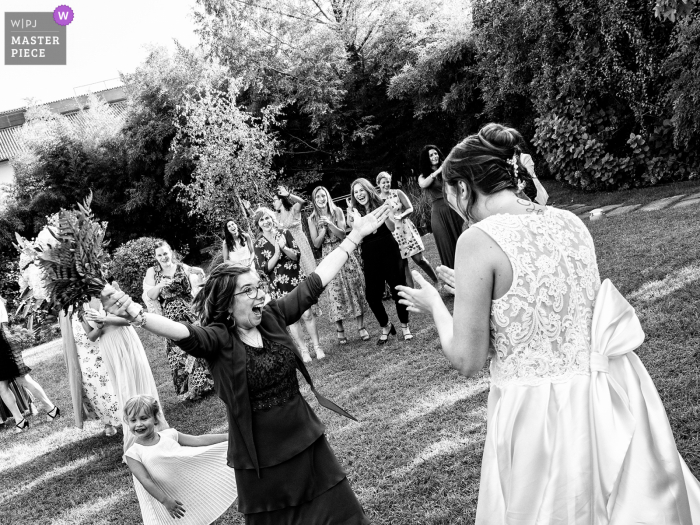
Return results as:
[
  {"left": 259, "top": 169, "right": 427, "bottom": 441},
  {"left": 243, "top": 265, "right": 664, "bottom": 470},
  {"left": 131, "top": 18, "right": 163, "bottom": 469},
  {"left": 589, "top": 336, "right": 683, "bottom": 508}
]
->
[
  {"left": 473, "top": 207, "right": 601, "bottom": 387},
  {"left": 245, "top": 338, "right": 300, "bottom": 411}
]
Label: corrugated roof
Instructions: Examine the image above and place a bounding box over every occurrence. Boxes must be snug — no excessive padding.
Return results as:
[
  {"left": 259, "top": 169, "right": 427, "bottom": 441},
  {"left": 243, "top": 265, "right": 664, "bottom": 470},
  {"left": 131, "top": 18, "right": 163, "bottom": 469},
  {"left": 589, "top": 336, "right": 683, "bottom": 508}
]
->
[
  {"left": 0, "top": 85, "right": 125, "bottom": 116},
  {"left": 0, "top": 101, "right": 127, "bottom": 161}
]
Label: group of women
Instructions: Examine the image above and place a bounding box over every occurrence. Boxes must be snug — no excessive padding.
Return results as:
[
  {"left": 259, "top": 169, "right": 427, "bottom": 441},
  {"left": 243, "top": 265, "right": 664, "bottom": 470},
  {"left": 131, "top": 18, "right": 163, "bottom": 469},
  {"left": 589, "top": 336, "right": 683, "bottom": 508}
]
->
[
  {"left": 218, "top": 147, "right": 469, "bottom": 353},
  {"left": 99, "top": 122, "right": 699, "bottom": 525}
]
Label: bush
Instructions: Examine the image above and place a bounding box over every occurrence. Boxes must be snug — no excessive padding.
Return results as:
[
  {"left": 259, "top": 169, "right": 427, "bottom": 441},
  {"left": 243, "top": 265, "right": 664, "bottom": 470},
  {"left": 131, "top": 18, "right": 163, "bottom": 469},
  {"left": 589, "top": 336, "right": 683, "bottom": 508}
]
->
[{"left": 107, "top": 237, "right": 189, "bottom": 304}]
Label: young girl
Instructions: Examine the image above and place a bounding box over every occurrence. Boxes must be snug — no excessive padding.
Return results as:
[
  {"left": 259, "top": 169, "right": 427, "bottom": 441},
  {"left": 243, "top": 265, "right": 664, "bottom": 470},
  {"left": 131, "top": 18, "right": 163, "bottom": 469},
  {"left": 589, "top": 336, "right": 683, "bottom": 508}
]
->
[{"left": 123, "top": 395, "right": 238, "bottom": 524}]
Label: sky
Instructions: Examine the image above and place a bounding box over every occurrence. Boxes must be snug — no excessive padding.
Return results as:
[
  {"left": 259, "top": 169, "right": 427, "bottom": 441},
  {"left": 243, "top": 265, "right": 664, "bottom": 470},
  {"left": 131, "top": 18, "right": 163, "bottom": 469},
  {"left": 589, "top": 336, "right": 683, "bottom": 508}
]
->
[{"left": 0, "top": 0, "right": 202, "bottom": 113}]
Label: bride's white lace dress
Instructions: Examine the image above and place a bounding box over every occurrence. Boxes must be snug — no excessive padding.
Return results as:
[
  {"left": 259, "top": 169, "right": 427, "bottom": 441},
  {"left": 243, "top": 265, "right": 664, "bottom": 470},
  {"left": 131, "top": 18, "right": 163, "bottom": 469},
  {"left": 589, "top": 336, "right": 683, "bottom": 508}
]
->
[{"left": 472, "top": 207, "right": 700, "bottom": 524}]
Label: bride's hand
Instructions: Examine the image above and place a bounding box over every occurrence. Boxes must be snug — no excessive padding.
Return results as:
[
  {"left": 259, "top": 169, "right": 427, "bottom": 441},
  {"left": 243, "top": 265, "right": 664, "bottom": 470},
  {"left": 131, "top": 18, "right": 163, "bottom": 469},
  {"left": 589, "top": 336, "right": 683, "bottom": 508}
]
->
[
  {"left": 396, "top": 271, "right": 443, "bottom": 314},
  {"left": 100, "top": 285, "right": 138, "bottom": 321},
  {"left": 350, "top": 205, "right": 390, "bottom": 238},
  {"left": 436, "top": 265, "right": 456, "bottom": 295}
]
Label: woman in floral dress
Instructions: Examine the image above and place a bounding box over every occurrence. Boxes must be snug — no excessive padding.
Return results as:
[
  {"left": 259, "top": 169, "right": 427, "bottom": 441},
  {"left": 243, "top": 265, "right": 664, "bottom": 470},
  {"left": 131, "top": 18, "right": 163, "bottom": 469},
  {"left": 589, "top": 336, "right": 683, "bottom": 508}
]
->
[
  {"left": 308, "top": 186, "right": 369, "bottom": 344},
  {"left": 143, "top": 241, "right": 213, "bottom": 400},
  {"left": 253, "top": 207, "right": 325, "bottom": 362},
  {"left": 377, "top": 171, "right": 439, "bottom": 288},
  {"left": 74, "top": 301, "right": 120, "bottom": 436}
]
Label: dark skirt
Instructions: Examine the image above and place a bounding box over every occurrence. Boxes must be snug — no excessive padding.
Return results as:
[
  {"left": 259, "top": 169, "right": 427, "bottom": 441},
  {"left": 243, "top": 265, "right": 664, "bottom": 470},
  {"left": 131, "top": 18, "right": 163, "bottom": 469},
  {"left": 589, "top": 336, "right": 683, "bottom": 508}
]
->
[
  {"left": 238, "top": 435, "right": 369, "bottom": 525},
  {"left": 430, "top": 198, "right": 464, "bottom": 269},
  {"left": 0, "top": 331, "right": 30, "bottom": 381}
]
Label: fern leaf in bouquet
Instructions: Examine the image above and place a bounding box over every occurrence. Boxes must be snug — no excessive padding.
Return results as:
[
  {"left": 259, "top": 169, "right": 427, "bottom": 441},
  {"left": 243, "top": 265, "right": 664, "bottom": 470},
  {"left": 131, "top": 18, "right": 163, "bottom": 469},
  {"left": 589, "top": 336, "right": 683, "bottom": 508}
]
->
[{"left": 31, "top": 193, "right": 139, "bottom": 317}]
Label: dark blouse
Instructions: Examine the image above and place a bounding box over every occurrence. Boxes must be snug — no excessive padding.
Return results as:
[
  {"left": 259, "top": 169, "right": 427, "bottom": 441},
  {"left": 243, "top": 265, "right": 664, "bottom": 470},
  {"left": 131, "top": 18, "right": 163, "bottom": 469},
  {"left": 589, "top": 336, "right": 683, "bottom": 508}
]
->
[
  {"left": 176, "top": 273, "right": 327, "bottom": 474},
  {"left": 424, "top": 174, "right": 446, "bottom": 204}
]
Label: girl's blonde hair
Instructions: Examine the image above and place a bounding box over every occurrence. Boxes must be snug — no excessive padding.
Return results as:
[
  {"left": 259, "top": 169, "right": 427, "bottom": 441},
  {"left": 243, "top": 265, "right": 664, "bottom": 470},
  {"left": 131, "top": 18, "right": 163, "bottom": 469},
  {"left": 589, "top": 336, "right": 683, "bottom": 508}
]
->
[{"left": 123, "top": 394, "right": 162, "bottom": 424}]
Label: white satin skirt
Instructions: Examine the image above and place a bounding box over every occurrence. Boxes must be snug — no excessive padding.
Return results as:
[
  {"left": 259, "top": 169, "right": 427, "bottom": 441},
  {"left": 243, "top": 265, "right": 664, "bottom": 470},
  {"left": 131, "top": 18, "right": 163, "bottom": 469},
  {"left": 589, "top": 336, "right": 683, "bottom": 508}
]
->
[{"left": 476, "top": 357, "right": 700, "bottom": 524}]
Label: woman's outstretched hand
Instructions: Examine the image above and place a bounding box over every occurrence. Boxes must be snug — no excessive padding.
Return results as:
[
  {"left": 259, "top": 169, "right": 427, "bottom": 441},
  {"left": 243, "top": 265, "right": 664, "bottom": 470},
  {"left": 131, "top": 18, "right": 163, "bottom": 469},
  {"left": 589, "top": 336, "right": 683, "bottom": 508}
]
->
[
  {"left": 350, "top": 205, "right": 390, "bottom": 238},
  {"left": 163, "top": 498, "right": 186, "bottom": 519},
  {"left": 436, "top": 265, "right": 456, "bottom": 295},
  {"left": 100, "top": 284, "right": 140, "bottom": 321},
  {"left": 397, "top": 271, "right": 443, "bottom": 314}
]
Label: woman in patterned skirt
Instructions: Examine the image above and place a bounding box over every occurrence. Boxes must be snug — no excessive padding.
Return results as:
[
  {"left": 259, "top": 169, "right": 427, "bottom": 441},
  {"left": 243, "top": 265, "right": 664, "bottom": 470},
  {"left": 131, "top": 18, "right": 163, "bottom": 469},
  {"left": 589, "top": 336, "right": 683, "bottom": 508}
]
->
[
  {"left": 308, "top": 186, "right": 369, "bottom": 344},
  {"left": 74, "top": 301, "right": 120, "bottom": 436},
  {"left": 254, "top": 207, "right": 325, "bottom": 362},
  {"left": 144, "top": 240, "right": 213, "bottom": 400},
  {"left": 376, "top": 171, "right": 439, "bottom": 288}
]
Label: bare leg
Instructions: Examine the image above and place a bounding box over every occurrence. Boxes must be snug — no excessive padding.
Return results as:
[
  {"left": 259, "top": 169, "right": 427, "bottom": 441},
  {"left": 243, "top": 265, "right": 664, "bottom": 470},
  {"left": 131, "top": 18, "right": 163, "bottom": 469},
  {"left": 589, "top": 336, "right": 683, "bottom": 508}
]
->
[
  {"left": 302, "top": 310, "right": 324, "bottom": 358},
  {"left": 411, "top": 253, "right": 439, "bottom": 283},
  {"left": 16, "top": 374, "right": 55, "bottom": 413},
  {"left": 289, "top": 322, "right": 311, "bottom": 363},
  {"left": 356, "top": 314, "right": 369, "bottom": 340},
  {"left": 0, "top": 381, "right": 24, "bottom": 422},
  {"left": 404, "top": 261, "right": 415, "bottom": 288}
]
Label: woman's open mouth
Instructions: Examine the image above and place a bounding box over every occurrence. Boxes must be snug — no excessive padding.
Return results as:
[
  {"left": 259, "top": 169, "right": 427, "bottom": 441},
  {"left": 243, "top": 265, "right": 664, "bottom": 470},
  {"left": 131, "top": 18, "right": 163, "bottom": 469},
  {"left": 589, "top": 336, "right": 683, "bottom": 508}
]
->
[{"left": 252, "top": 304, "right": 264, "bottom": 316}]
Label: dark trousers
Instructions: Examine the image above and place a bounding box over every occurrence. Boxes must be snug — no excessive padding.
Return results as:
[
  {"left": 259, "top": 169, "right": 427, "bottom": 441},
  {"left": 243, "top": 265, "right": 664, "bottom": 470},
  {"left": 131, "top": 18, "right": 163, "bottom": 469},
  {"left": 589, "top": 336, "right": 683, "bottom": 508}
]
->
[{"left": 361, "top": 239, "right": 409, "bottom": 326}]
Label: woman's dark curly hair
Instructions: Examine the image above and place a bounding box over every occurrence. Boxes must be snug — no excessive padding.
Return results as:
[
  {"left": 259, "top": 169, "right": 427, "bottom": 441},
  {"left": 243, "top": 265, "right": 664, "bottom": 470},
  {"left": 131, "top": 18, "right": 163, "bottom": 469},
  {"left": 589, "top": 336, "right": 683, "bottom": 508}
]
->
[
  {"left": 418, "top": 145, "right": 446, "bottom": 178},
  {"left": 191, "top": 263, "right": 255, "bottom": 326},
  {"left": 441, "top": 123, "right": 533, "bottom": 223},
  {"left": 222, "top": 218, "right": 248, "bottom": 252}
]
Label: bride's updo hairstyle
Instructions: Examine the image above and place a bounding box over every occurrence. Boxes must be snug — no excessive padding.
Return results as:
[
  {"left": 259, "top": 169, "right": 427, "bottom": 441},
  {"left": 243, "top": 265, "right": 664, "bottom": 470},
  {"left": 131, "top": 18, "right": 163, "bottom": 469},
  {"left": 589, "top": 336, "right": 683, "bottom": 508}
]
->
[
  {"left": 192, "top": 263, "right": 255, "bottom": 326},
  {"left": 442, "top": 123, "right": 533, "bottom": 222}
]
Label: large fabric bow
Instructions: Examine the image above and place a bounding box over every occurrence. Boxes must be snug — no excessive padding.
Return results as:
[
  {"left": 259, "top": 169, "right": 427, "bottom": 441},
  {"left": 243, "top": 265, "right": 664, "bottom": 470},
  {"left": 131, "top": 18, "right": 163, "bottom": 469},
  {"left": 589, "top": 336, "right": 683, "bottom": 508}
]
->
[{"left": 589, "top": 279, "right": 645, "bottom": 521}]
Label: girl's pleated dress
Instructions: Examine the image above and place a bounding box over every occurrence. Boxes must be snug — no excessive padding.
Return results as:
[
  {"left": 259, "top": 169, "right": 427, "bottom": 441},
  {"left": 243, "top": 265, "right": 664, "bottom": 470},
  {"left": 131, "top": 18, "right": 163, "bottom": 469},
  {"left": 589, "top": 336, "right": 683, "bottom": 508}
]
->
[{"left": 125, "top": 428, "right": 238, "bottom": 525}]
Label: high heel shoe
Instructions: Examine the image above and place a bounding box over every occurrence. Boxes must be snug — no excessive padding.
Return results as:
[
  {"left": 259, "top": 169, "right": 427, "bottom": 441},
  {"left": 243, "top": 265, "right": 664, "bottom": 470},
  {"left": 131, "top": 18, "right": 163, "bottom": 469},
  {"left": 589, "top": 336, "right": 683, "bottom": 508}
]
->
[
  {"left": 401, "top": 324, "right": 414, "bottom": 341},
  {"left": 46, "top": 406, "right": 61, "bottom": 422},
  {"left": 358, "top": 328, "right": 370, "bottom": 341},
  {"left": 14, "top": 418, "right": 29, "bottom": 433},
  {"left": 377, "top": 323, "right": 396, "bottom": 346},
  {"left": 336, "top": 330, "right": 347, "bottom": 345}
]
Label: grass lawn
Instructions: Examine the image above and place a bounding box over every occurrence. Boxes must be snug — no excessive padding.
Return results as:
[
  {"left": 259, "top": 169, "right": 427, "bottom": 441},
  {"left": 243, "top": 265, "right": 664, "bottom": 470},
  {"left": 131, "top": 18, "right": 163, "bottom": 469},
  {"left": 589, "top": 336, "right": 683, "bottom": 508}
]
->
[{"left": 1, "top": 203, "right": 699, "bottom": 524}]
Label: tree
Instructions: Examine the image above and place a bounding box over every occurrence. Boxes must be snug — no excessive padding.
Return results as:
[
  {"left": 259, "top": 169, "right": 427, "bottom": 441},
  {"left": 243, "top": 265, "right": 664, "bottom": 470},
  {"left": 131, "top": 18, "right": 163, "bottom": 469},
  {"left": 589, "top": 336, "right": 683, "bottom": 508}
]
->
[{"left": 173, "top": 83, "right": 280, "bottom": 231}]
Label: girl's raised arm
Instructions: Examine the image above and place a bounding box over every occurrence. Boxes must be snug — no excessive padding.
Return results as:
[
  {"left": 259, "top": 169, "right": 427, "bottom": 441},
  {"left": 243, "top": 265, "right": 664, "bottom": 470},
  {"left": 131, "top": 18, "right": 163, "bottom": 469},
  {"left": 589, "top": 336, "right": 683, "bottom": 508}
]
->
[{"left": 177, "top": 432, "right": 228, "bottom": 447}]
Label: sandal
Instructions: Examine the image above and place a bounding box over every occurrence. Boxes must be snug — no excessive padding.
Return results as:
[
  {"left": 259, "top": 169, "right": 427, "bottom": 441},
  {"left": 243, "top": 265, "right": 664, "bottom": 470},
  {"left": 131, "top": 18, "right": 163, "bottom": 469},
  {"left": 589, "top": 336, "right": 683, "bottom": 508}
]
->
[
  {"left": 336, "top": 330, "right": 348, "bottom": 345},
  {"left": 314, "top": 346, "right": 326, "bottom": 359},
  {"left": 15, "top": 418, "right": 29, "bottom": 433},
  {"left": 401, "top": 324, "right": 414, "bottom": 341},
  {"left": 358, "top": 328, "right": 370, "bottom": 341},
  {"left": 377, "top": 323, "right": 396, "bottom": 346},
  {"left": 46, "top": 406, "right": 61, "bottom": 422}
]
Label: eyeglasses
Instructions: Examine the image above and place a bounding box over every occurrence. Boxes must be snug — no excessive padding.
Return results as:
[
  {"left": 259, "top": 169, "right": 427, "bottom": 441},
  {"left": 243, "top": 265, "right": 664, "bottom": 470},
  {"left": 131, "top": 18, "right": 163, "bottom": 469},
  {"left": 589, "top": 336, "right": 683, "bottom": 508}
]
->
[{"left": 234, "top": 282, "right": 269, "bottom": 299}]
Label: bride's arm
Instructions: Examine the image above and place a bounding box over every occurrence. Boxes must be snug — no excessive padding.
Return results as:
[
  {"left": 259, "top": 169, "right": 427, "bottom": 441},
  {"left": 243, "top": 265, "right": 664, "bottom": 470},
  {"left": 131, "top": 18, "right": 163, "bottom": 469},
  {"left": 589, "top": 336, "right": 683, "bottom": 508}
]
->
[{"left": 397, "top": 228, "right": 494, "bottom": 377}]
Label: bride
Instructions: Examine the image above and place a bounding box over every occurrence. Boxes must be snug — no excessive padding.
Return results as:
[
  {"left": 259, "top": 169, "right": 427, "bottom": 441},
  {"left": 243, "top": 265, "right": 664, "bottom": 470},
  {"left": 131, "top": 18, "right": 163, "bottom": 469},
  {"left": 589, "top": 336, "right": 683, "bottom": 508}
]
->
[{"left": 397, "top": 123, "right": 700, "bottom": 524}]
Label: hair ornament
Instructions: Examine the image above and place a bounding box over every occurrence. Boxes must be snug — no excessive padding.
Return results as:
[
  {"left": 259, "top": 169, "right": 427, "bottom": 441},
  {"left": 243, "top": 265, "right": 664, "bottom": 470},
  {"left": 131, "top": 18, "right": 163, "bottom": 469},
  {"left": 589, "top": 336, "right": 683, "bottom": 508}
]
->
[{"left": 506, "top": 153, "right": 519, "bottom": 184}]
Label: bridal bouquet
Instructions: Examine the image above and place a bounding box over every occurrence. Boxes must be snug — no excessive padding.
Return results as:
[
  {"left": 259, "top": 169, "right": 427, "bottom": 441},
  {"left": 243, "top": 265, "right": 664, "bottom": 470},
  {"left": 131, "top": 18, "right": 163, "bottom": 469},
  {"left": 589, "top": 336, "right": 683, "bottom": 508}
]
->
[{"left": 30, "top": 193, "right": 139, "bottom": 317}]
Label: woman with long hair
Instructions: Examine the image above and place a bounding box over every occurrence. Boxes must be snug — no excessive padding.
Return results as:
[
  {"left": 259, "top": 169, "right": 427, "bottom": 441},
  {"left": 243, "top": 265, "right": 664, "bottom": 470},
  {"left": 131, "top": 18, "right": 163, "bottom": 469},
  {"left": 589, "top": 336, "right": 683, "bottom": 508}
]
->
[
  {"left": 398, "top": 123, "right": 700, "bottom": 524},
  {"left": 308, "top": 186, "right": 369, "bottom": 344},
  {"left": 143, "top": 240, "right": 213, "bottom": 400},
  {"left": 253, "top": 207, "right": 325, "bottom": 361},
  {"left": 222, "top": 218, "right": 256, "bottom": 269},
  {"left": 348, "top": 178, "right": 412, "bottom": 343},
  {"left": 100, "top": 205, "right": 389, "bottom": 524},
  {"left": 376, "top": 171, "right": 438, "bottom": 288},
  {"left": 418, "top": 144, "right": 464, "bottom": 269}
]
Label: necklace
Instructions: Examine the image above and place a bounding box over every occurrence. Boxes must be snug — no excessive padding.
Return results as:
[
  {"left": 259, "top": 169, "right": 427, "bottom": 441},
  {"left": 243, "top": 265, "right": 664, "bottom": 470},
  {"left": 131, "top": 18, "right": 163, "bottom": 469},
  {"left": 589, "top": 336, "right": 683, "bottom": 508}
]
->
[{"left": 238, "top": 327, "right": 263, "bottom": 348}]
